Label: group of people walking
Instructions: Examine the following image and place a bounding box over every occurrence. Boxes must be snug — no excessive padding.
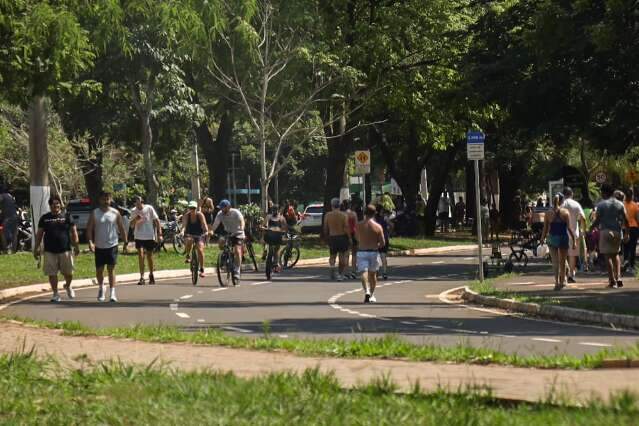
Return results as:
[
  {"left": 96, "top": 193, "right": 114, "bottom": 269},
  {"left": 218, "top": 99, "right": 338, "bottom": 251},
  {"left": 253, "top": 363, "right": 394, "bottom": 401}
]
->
[
  {"left": 541, "top": 184, "right": 638, "bottom": 290},
  {"left": 33, "top": 190, "right": 246, "bottom": 303}
]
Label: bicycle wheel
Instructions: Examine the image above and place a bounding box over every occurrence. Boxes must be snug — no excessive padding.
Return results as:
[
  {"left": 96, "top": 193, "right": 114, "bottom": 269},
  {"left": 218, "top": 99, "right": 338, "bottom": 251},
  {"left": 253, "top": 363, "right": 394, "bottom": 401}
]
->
[
  {"left": 173, "top": 234, "right": 185, "bottom": 254},
  {"left": 190, "top": 250, "right": 199, "bottom": 286},
  {"left": 217, "top": 252, "right": 230, "bottom": 287},
  {"left": 280, "top": 245, "right": 300, "bottom": 269},
  {"left": 508, "top": 252, "right": 528, "bottom": 269},
  {"left": 246, "top": 241, "right": 259, "bottom": 272},
  {"left": 265, "top": 246, "right": 272, "bottom": 280}
]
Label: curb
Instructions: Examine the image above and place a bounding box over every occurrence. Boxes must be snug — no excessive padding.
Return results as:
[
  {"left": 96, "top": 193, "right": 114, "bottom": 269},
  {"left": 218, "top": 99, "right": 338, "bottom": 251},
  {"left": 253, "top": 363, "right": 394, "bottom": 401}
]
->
[
  {"left": 0, "top": 244, "right": 475, "bottom": 305},
  {"left": 461, "top": 287, "right": 639, "bottom": 331}
]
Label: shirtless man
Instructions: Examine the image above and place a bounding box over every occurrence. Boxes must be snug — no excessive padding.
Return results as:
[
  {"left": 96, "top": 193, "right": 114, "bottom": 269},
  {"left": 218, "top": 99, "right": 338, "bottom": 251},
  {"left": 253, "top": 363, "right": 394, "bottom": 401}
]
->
[
  {"left": 356, "top": 205, "right": 386, "bottom": 303},
  {"left": 323, "top": 198, "right": 351, "bottom": 281},
  {"left": 199, "top": 191, "right": 215, "bottom": 240}
]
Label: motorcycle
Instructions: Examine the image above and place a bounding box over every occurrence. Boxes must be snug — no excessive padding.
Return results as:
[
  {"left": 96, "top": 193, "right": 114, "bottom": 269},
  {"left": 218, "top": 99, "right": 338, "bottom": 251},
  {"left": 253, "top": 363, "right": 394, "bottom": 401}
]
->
[{"left": 16, "top": 219, "right": 32, "bottom": 252}]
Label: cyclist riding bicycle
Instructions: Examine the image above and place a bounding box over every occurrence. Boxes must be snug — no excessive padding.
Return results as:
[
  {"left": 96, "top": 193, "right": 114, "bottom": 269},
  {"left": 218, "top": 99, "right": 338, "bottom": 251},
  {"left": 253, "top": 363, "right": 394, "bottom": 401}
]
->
[
  {"left": 211, "top": 199, "right": 245, "bottom": 280},
  {"left": 181, "top": 201, "right": 208, "bottom": 278},
  {"left": 262, "top": 204, "right": 288, "bottom": 273}
]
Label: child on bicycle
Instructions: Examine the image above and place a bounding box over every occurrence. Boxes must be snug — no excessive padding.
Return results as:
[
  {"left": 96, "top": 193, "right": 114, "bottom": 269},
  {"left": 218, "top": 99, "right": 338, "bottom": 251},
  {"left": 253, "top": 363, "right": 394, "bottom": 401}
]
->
[{"left": 262, "top": 205, "right": 288, "bottom": 273}]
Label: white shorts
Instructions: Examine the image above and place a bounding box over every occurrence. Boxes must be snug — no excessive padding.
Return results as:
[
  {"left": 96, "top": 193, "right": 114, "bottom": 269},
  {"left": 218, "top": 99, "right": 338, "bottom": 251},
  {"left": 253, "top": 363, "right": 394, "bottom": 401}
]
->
[{"left": 357, "top": 251, "right": 380, "bottom": 273}]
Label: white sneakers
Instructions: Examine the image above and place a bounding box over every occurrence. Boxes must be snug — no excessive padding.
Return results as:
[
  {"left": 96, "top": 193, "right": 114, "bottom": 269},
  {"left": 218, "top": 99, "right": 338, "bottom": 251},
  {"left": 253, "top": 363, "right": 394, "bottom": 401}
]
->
[
  {"left": 109, "top": 288, "right": 118, "bottom": 302},
  {"left": 64, "top": 285, "right": 75, "bottom": 299},
  {"left": 50, "top": 293, "right": 61, "bottom": 303},
  {"left": 97, "top": 286, "right": 105, "bottom": 302}
]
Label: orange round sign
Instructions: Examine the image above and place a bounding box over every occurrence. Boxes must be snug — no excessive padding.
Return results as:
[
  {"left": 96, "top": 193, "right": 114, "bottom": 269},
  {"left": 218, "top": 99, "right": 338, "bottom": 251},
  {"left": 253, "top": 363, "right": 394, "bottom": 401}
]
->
[{"left": 356, "top": 152, "right": 369, "bottom": 163}]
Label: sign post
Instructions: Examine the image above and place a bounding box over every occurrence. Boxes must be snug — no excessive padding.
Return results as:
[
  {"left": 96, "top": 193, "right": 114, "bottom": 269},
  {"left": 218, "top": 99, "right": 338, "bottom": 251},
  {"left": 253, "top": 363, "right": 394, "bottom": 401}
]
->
[
  {"left": 354, "top": 150, "right": 371, "bottom": 203},
  {"left": 467, "top": 131, "right": 485, "bottom": 281}
]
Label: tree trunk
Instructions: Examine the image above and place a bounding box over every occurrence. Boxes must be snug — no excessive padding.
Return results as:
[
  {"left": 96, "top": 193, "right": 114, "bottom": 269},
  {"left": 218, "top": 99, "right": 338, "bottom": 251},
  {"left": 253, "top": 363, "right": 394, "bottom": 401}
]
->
[
  {"left": 71, "top": 136, "right": 103, "bottom": 205},
  {"left": 196, "top": 111, "right": 233, "bottom": 202},
  {"left": 140, "top": 112, "right": 157, "bottom": 205},
  {"left": 29, "top": 95, "right": 50, "bottom": 240}
]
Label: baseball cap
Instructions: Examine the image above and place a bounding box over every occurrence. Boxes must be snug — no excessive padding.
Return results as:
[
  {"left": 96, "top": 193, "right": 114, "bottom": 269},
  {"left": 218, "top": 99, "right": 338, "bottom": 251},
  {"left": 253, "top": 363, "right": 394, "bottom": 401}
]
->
[
  {"left": 188, "top": 200, "right": 198, "bottom": 209},
  {"left": 218, "top": 199, "right": 231, "bottom": 209}
]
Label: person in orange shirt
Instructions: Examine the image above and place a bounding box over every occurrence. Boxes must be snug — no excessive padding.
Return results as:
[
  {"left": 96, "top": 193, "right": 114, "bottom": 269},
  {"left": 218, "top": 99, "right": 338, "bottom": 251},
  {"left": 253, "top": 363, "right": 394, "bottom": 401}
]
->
[{"left": 623, "top": 188, "right": 639, "bottom": 271}]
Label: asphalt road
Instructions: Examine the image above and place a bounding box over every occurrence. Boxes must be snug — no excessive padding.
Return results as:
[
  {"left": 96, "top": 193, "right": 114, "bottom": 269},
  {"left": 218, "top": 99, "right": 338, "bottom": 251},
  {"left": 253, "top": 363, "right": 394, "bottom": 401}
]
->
[{"left": 4, "top": 251, "right": 639, "bottom": 357}]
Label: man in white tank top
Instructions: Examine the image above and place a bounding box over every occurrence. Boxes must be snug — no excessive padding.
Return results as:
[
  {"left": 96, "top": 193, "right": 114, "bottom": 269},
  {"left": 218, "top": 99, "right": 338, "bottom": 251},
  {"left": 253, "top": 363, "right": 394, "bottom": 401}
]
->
[{"left": 86, "top": 191, "right": 128, "bottom": 302}]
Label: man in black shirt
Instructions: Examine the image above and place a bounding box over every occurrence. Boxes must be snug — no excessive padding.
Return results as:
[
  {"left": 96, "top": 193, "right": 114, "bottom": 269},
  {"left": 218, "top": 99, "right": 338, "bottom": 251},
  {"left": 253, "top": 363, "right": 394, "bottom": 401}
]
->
[{"left": 34, "top": 195, "right": 80, "bottom": 302}]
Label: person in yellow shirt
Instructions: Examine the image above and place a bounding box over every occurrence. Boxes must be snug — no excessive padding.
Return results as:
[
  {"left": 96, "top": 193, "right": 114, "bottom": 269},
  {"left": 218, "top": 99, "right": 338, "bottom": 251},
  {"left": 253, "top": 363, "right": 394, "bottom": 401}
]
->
[{"left": 623, "top": 188, "right": 639, "bottom": 271}]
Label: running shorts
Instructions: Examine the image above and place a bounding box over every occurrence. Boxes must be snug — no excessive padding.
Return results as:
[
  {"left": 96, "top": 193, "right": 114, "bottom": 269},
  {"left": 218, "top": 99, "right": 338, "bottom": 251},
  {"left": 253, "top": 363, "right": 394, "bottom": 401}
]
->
[
  {"left": 329, "top": 235, "right": 349, "bottom": 255},
  {"left": 599, "top": 230, "right": 621, "bottom": 255},
  {"left": 357, "top": 250, "right": 380, "bottom": 273},
  {"left": 135, "top": 239, "right": 156, "bottom": 251},
  {"left": 95, "top": 246, "right": 118, "bottom": 268},
  {"left": 43, "top": 251, "right": 74, "bottom": 276}
]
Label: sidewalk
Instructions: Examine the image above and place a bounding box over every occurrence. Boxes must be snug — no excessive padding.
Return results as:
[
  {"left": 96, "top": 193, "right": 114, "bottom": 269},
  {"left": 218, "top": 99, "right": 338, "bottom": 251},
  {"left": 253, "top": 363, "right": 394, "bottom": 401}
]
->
[
  {"left": 1, "top": 320, "right": 637, "bottom": 405},
  {"left": 492, "top": 260, "right": 639, "bottom": 317}
]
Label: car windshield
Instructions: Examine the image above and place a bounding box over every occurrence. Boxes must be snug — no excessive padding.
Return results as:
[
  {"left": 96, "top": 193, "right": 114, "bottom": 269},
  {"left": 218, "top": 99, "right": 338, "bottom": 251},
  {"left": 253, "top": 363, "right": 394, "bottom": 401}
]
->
[
  {"left": 305, "top": 206, "right": 323, "bottom": 214},
  {"left": 68, "top": 203, "right": 92, "bottom": 212}
]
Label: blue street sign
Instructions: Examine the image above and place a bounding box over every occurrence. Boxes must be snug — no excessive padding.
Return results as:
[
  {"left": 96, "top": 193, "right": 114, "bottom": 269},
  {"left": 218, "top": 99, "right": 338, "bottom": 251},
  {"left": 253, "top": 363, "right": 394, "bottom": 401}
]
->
[{"left": 467, "top": 131, "right": 485, "bottom": 143}]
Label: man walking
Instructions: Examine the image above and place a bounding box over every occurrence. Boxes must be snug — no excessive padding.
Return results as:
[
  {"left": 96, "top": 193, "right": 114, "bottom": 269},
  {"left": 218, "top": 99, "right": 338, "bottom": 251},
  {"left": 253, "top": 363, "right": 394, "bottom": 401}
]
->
[
  {"left": 323, "top": 198, "right": 351, "bottom": 281},
  {"left": 0, "top": 185, "right": 18, "bottom": 253},
  {"left": 562, "top": 187, "right": 586, "bottom": 283},
  {"left": 592, "top": 184, "right": 628, "bottom": 288},
  {"left": 130, "top": 196, "right": 162, "bottom": 285},
  {"left": 86, "top": 191, "right": 128, "bottom": 302},
  {"left": 357, "top": 205, "right": 386, "bottom": 303},
  {"left": 33, "top": 195, "right": 80, "bottom": 302}
]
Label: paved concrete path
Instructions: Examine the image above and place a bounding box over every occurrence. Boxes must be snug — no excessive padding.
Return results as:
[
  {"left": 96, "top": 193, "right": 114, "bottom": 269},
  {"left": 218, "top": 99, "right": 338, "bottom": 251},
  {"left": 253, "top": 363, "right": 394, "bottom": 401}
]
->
[
  {"left": 3, "top": 251, "right": 639, "bottom": 357},
  {"left": 1, "top": 321, "right": 637, "bottom": 405}
]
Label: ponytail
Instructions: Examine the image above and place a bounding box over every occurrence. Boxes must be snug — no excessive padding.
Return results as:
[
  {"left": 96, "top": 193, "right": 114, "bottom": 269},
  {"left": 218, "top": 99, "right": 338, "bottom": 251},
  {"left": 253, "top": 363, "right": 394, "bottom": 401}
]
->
[{"left": 553, "top": 192, "right": 565, "bottom": 209}]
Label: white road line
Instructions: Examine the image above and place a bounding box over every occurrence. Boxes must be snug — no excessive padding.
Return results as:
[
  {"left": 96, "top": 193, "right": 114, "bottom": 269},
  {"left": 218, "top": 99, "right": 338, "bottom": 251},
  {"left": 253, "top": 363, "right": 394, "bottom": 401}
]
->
[
  {"left": 510, "top": 282, "right": 535, "bottom": 286},
  {"left": 451, "top": 329, "right": 478, "bottom": 334},
  {"left": 179, "top": 294, "right": 193, "bottom": 300},
  {"left": 494, "top": 334, "right": 516, "bottom": 338},
  {"left": 432, "top": 261, "right": 445, "bottom": 264},
  {"left": 358, "top": 313, "right": 376, "bottom": 318},
  {"left": 175, "top": 312, "right": 190, "bottom": 319},
  {"left": 278, "top": 334, "right": 289, "bottom": 338},
  {"left": 532, "top": 338, "right": 562, "bottom": 343},
  {"left": 463, "top": 257, "right": 474, "bottom": 260},
  {"left": 424, "top": 325, "right": 443, "bottom": 329},
  {"left": 250, "top": 281, "right": 271, "bottom": 286},
  {"left": 579, "top": 342, "right": 613, "bottom": 347},
  {"left": 401, "top": 321, "right": 417, "bottom": 325},
  {"left": 197, "top": 319, "right": 205, "bottom": 323},
  {"left": 212, "top": 288, "right": 228, "bottom": 292},
  {"left": 169, "top": 303, "right": 178, "bottom": 311},
  {"left": 222, "top": 326, "right": 253, "bottom": 334}
]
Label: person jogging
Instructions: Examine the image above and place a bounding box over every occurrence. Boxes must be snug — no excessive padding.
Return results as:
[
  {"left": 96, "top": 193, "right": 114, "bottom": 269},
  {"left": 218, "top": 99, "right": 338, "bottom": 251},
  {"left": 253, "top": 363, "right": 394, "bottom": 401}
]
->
[
  {"left": 86, "top": 191, "right": 128, "bottom": 302},
  {"left": 323, "top": 198, "right": 351, "bottom": 281},
  {"left": 182, "top": 201, "right": 208, "bottom": 278},
  {"left": 211, "top": 199, "right": 245, "bottom": 281},
  {"left": 33, "top": 195, "right": 80, "bottom": 302},
  {"left": 357, "top": 205, "right": 386, "bottom": 303},
  {"left": 130, "top": 196, "right": 162, "bottom": 285}
]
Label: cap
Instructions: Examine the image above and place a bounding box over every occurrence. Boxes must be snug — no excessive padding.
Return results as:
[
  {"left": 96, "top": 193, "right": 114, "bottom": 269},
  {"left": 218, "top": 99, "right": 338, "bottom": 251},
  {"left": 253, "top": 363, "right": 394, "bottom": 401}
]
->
[
  {"left": 188, "top": 200, "right": 198, "bottom": 209},
  {"left": 218, "top": 199, "right": 231, "bottom": 209}
]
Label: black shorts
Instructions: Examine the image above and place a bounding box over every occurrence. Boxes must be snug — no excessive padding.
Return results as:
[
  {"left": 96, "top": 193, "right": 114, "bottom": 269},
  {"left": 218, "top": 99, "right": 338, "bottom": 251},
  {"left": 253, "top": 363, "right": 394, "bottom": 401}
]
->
[
  {"left": 351, "top": 237, "right": 358, "bottom": 249},
  {"left": 135, "top": 239, "right": 156, "bottom": 251},
  {"left": 204, "top": 212, "right": 214, "bottom": 225},
  {"left": 264, "top": 230, "right": 283, "bottom": 246},
  {"left": 229, "top": 236, "right": 244, "bottom": 247},
  {"left": 95, "top": 246, "right": 118, "bottom": 268},
  {"left": 329, "top": 235, "right": 350, "bottom": 255}
]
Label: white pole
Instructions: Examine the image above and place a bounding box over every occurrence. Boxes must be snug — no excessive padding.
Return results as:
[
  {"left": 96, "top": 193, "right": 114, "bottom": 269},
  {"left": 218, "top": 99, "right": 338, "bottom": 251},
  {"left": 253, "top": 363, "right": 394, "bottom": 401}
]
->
[
  {"left": 247, "top": 174, "right": 251, "bottom": 204},
  {"left": 474, "top": 159, "right": 484, "bottom": 281},
  {"left": 231, "top": 153, "right": 237, "bottom": 206}
]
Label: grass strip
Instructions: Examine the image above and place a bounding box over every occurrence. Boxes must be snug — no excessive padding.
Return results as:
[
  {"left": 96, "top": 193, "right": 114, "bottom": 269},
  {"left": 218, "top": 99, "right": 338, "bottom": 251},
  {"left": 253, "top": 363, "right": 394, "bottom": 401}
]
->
[
  {"left": 1, "top": 350, "right": 637, "bottom": 424},
  {"left": 7, "top": 316, "right": 639, "bottom": 370},
  {"left": 0, "top": 236, "right": 471, "bottom": 288}
]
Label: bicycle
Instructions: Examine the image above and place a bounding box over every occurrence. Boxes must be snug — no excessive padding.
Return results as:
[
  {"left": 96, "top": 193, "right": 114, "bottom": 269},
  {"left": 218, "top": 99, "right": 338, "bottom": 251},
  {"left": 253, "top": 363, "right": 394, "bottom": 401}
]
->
[
  {"left": 216, "top": 235, "right": 240, "bottom": 287},
  {"left": 186, "top": 238, "right": 200, "bottom": 286},
  {"left": 243, "top": 234, "right": 259, "bottom": 272},
  {"left": 279, "top": 231, "right": 301, "bottom": 269},
  {"left": 263, "top": 230, "right": 285, "bottom": 280}
]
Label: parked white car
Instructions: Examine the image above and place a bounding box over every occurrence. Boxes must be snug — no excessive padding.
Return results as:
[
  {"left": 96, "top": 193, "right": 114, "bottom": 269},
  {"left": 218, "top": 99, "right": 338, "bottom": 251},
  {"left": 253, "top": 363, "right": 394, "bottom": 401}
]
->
[{"left": 299, "top": 204, "right": 323, "bottom": 234}]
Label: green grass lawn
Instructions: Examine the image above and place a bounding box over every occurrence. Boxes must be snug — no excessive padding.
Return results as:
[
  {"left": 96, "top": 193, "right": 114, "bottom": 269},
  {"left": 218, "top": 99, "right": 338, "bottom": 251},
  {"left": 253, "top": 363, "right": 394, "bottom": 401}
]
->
[
  {"left": 11, "top": 318, "right": 639, "bottom": 370},
  {"left": 1, "top": 351, "right": 637, "bottom": 424},
  {"left": 0, "top": 236, "right": 470, "bottom": 289}
]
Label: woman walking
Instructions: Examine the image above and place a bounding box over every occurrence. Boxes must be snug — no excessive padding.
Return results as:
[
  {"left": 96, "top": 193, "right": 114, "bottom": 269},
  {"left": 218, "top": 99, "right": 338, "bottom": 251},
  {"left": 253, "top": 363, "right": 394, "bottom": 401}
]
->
[{"left": 541, "top": 193, "right": 576, "bottom": 291}]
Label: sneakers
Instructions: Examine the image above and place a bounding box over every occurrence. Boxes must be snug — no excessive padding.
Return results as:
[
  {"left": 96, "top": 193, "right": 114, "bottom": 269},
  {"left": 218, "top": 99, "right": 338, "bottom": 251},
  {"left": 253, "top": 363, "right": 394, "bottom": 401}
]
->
[
  {"left": 97, "top": 286, "right": 106, "bottom": 302},
  {"left": 109, "top": 288, "right": 118, "bottom": 302},
  {"left": 364, "top": 293, "right": 371, "bottom": 303},
  {"left": 137, "top": 277, "right": 145, "bottom": 286},
  {"left": 64, "top": 285, "right": 75, "bottom": 299},
  {"left": 567, "top": 276, "right": 576, "bottom": 284},
  {"left": 149, "top": 274, "right": 155, "bottom": 285},
  {"left": 50, "top": 293, "right": 61, "bottom": 303},
  {"left": 607, "top": 281, "right": 617, "bottom": 289},
  {"left": 199, "top": 268, "right": 205, "bottom": 278},
  {"left": 336, "top": 274, "right": 344, "bottom": 282},
  {"left": 369, "top": 294, "right": 377, "bottom": 303},
  {"left": 553, "top": 282, "right": 565, "bottom": 291},
  {"left": 616, "top": 280, "right": 624, "bottom": 288},
  {"left": 382, "top": 274, "right": 388, "bottom": 280}
]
